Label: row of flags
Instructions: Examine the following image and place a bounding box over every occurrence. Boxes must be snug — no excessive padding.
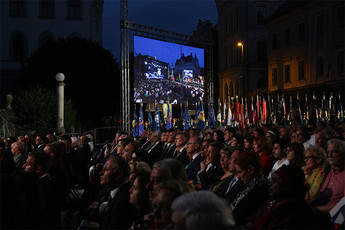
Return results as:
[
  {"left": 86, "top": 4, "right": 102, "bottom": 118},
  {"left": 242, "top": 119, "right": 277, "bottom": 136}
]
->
[{"left": 132, "top": 92, "right": 344, "bottom": 137}]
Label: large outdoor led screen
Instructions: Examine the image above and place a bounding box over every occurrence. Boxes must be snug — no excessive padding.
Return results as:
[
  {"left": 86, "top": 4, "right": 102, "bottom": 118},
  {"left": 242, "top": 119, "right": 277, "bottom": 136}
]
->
[{"left": 133, "top": 35, "right": 205, "bottom": 105}]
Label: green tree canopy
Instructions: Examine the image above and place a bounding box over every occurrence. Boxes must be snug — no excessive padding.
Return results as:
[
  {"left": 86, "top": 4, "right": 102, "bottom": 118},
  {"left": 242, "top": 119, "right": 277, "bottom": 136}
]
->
[
  {"left": 17, "top": 37, "right": 121, "bottom": 129},
  {"left": 13, "top": 86, "right": 76, "bottom": 134}
]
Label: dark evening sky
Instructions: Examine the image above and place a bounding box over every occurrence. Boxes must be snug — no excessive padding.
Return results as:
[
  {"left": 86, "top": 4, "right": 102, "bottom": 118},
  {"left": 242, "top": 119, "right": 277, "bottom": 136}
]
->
[{"left": 102, "top": 0, "right": 218, "bottom": 60}]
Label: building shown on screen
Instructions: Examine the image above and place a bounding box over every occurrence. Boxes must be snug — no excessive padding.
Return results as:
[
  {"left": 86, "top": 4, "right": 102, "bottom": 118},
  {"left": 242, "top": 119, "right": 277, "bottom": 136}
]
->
[{"left": 133, "top": 36, "right": 205, "bottom": 105}]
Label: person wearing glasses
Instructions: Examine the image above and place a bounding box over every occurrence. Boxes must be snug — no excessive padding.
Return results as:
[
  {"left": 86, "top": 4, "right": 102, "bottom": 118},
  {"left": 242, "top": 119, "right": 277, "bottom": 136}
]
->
[{"left": 303, "top": 146, "right": 328, "bottom": 203}]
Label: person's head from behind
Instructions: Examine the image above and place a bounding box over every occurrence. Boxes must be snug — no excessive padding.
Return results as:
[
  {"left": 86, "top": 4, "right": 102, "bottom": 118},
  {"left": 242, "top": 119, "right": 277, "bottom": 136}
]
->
[
  {"left": 269, "top": 164, "right": 307, "bottom": 201},
  {"left": 146, "top": 159, "right": 187, "bottom": 202},
  {"left": 129, "top": 161, "right": 151, "bottom": 184},
  {"left": 169, "top": 190, "right": 235, "bottom": 230},
  {"left": 99, "top": 156, "right": 130, "bottom": 189},
  {"left": 152, "top": 180, "right": 194, "bottom": 229}
]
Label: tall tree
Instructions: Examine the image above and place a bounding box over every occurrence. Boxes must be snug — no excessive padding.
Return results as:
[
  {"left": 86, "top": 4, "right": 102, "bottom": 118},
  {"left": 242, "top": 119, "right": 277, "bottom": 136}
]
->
[{"left": 17, "top": 37, "right": 121, "bottom": 128}]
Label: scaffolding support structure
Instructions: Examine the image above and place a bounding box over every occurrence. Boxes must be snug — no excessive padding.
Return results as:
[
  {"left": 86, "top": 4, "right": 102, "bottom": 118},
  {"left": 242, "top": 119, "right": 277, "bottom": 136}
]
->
[{"left": 120, "top": 0, "right": 213, "bottom": 133}]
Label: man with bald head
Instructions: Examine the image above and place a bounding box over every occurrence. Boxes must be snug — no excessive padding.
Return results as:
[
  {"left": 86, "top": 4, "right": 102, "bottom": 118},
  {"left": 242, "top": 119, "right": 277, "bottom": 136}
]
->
[{"left": 315, "top": 129, "right": 329, "bottom": 151}]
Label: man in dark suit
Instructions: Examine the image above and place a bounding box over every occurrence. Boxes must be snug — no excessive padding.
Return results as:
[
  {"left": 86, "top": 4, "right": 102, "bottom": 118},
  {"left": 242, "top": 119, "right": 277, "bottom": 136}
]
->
[
  {"left": 185, "top": 136, "right": 204, "bottom": 183},
  {"left": 198, "top": 142, "right": 225, "bottom": 190},
  {"left": 97, "top": 156, "right": 136, "bottom": 229},
  {"left": 223, "top": 149, "right": 245, "bottom": 204},
  {"left": 34, "top": 134, "right": 47, "bottom": 151},
  {"left": 23, "top": 151, "right": 60, "bottom": 228},
  {"left": 172, "top": 132, "right": 190, "bottom": 166},
  {"left": 160, "top": 130, "right": 176, "bottom": 159},
  {"left": 146, "top": 131, "right": 164, "bottom": 166}
]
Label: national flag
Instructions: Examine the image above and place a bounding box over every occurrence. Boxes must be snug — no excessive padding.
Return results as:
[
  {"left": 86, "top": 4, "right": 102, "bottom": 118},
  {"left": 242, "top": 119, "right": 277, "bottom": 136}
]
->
[
  {"left": 148, "top": 107, "right": 153, "bottom": 130},
  {"left": 289, "top": 96, "right": 294, "bottom": 122},
  {"left": 198, "top": 101, "right": 206, "bottom": 130},
  {"left": 154, "top": 103, "right": 160, "bottom": 131},
  {"left": 251, "top": 96, "right": 255, "bottom": 125},
  {"left": 263, "top": 98, "right": 267, "bottom": 123},
  {"left": 195, "top": 101, "right": 199, "bottom": 125},
  {"left": 297, "top": 93, "right": 303, "bottom": 124},
  {"left": 256, "top": 95, "right": 260, "bottom": 123},
  {"left": 339, "top": 92, "right": 344, "bottom": 122},
  {"left": 235, "top": 98, "right": 240, "bottom": 123},
  {"left": 240, "top": 98, "right": 245, "bottom": 129},
  {"left": 132, "top": 106, "right": 139, "bottom": 137},
  {"left": 305, "top": 93, "right": 309, "bottom": 123},
  {"left": 209, "top": 102, "right": 216, "bottom": 128},
  {"left": 184, "top": 103, "right": 191, "bottom": 130},
  {"left": 244, "top": 98, "right": 248, "bottom": 121},
  {"left": 139, "top": 103, "right": 144, "bottom": 136},
  {"left": 216, "top": 99, "right": 222, "bottom": 127},
  {"left": 223, "top": 99, "right": 227, "bottom": 125},
  {"left": 227, "top": 99, "right": 232, "bottom": 127},
  {"left": 166, "top": 102, "right": 172, "bottom": 130}
]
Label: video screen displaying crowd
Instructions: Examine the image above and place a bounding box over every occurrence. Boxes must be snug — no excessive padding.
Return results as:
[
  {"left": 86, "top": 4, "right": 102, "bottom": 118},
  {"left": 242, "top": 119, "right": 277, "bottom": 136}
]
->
[
  {"left": 134, "top": 78, "right": 204, "bottom": 104},
  {"left": 1, "top": 121, "right": 344, "bottom": 229}
]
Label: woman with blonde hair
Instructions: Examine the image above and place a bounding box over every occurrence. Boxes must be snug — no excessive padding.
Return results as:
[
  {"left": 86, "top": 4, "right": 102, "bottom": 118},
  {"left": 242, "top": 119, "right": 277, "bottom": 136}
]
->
[{"left": 304, "top": 146, "right": 328, "bottom": 203}]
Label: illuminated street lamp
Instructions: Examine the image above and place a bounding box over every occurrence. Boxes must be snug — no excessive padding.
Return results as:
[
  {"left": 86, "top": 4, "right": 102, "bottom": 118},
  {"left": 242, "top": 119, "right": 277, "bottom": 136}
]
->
[
  {"left": 237, "top": 42, "right": 245, "bottom": 97},
  {"left": 56, "top": 73, "right": 65, "bottom": 134}
]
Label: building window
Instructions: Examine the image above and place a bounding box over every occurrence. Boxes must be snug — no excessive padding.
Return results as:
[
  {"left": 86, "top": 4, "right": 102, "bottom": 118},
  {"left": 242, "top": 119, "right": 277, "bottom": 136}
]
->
[
  {"left": 316, "top": 15, "right": 324, "bottom": 35},
  {"left": 257, "top": 41, "right": 267, "bottom": 62},
  {"left": 39, "top": 0, "right": 55, "bottom": 18},
  {"left": 257, "top": 6, "right": 266, "bottom": 25},
  {"left": 10, "top": 0, "right": 26, "bottom": 17},
  {"left": 316, "top": 56, "right": 324, "bottom": 76},
  {"left": 284, "top": 29, "right": 290, "bottom": 46},
  {"left": 272, "top": 34, "right": 277, "bottom": 50},
  {"left": 337, "top": 50, "right": 344, "bottom": 74},
  {"left": 67, "top": 0, "right": 82, "bottom": 19},
  {"left": 272, "top": 67, "right": 277, "bottom": 85},
  {"left": 284, "top": 64, "right": 291, "bottom": 83},
  {"left": 298, "top": 61, "right": 305, "bottom": 80},
  {"left": 12, "top": 34, "right": 26, "bottom": 61},
  {"left": 338, "top": 6, "right": 344, "bottom": 28},
  {"left": 299, "top": 23, "right": 304, "bottom": 41}
]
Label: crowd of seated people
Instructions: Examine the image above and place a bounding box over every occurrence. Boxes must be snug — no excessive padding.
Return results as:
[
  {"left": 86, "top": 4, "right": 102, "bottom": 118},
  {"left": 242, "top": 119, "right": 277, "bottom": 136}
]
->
[{"left": 0, "top": 121, "right": 344, "bottom": 229}]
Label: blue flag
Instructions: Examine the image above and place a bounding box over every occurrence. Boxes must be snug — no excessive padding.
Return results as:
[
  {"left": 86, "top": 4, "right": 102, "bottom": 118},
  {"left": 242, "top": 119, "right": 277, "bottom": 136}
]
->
[
  {"left": 147, "top": 107, "right": 153, "bottom": 130},
  {"left": 166, "top": 103, "right": 172, "bottom": 130},
  {"left": 208, "top": 102, "right": 216, "bottom": 128},
  {"left": 154, "top": 104, "right": 160, "bottom": 131},
  {"left": 132, "top": 107, "right": 139, "bottom": 137},
  {"left": 184, "top": 104, "right": 191, "bottom": 130},
  {"left": 139, "top": 104, "right": 144, "bottom": 136}
]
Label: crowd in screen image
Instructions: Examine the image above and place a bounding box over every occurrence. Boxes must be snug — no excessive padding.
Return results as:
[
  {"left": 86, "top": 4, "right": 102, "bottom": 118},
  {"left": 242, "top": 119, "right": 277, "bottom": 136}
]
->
[{"left": 1, "top": 92, "right": 345, "bottom": 229}]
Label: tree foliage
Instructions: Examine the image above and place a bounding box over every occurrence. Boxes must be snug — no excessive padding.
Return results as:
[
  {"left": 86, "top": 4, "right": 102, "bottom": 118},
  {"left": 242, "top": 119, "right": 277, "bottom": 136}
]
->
[
  {"left": 16, "top": 37, "right": 121, "bottom": 128},
  {"left": 12, "top": 86, "right": 77, "bottom": 134}
]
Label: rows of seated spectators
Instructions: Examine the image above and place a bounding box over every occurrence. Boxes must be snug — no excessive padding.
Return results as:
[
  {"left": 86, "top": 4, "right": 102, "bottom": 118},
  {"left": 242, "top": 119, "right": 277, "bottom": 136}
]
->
[{"left": 0, "top": 121, "right": 344, "bottom": 229}]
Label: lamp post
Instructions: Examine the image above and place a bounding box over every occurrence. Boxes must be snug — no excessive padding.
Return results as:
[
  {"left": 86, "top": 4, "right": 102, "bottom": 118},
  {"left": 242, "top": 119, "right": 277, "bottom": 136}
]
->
[
  {"left": 55, "top": 73, "right": 65, "bottom": 134},
  {"left": 237, "top": 42, "right": 244, "bottom": 97}
]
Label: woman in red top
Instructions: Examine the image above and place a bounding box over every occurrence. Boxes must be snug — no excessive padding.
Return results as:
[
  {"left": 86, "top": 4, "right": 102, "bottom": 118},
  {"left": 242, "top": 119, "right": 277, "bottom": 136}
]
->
[{"left": 253, "top": 136, "right": 274, "bottom": 177}]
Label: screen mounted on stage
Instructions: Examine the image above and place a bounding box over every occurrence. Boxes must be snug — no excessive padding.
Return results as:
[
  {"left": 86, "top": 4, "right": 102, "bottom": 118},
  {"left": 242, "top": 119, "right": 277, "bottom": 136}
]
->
[{"left": 133, "top": 35, "right": 205, "bottom": 105}]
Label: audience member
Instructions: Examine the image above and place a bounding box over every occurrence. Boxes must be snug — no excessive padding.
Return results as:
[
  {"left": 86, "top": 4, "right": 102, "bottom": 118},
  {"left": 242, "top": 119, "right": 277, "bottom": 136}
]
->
[{"left": 169, "top": 191, "right": 236, "bottom": 229}]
